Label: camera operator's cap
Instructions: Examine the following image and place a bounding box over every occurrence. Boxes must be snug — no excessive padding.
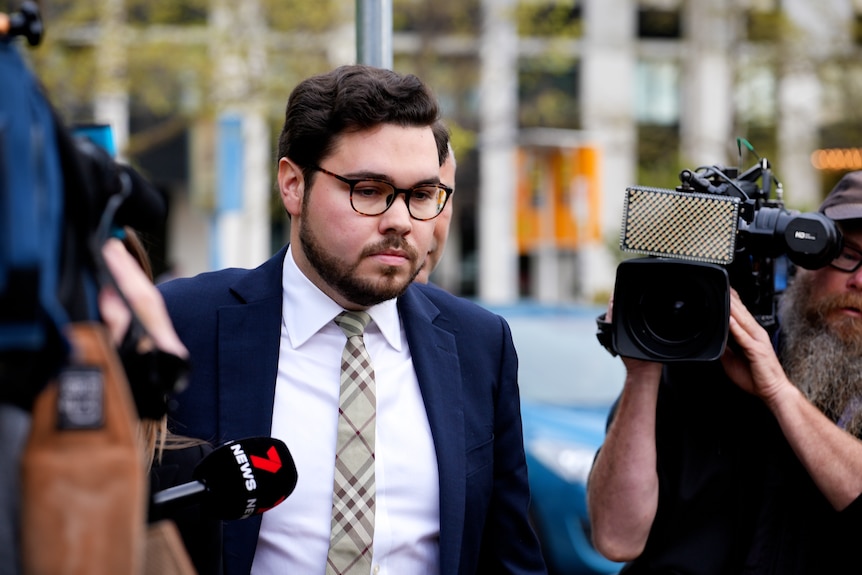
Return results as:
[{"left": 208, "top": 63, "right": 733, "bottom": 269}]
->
[{"left": 819, "top": 171, "right": 862, "bottom": 221}]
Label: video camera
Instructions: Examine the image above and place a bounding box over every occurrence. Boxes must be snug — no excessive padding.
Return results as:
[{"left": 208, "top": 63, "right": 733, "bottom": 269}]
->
[{"left": 600, "top": 144, "right": 843, "bottom": 362}]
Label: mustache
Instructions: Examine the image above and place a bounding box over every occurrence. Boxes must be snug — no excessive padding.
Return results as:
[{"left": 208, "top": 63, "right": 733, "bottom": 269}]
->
[
  {"left": 808, "top": 292, "right": 862, "bottom": 320},
  {"left": 359, "top": 237, "right": 418, "bottom": 261}
]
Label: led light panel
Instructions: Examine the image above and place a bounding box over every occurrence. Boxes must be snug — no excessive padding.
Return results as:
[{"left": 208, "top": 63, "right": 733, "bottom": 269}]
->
[{"left": 620, "top": 186, "right": 740, "bottom": 264}]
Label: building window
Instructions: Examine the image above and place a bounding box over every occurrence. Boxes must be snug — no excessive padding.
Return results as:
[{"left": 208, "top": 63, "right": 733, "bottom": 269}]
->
[
  {"left": 736, "top": 63, "right": 777, "bottom": 126},
  {"left": 635, "top": 60, "right": 679, "bottom": 126},
  {"left": 518, "top": 58, "right": 580, "bottom": 130},
  {"left": 635, "top": 55, "right": 680, "bottom": 188},
  {"left": 637, "top": 7, "right": 681, "bottom": 39}
]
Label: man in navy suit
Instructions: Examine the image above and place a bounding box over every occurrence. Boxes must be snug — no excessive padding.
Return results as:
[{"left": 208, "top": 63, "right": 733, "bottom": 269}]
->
[{"left": 160, "top": 65, "right": 547, "bottom": 575}]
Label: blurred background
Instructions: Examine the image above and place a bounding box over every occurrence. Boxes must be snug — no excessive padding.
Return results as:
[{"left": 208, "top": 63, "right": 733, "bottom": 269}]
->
[
  {"left": 13, "top": 2, "right": 862, "bottom": 573},
  {"left": 16, "top": 0, "right": 862, "bottom": 305}
]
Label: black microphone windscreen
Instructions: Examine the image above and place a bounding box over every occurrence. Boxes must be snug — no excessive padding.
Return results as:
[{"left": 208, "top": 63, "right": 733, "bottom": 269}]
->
[{"left": 193, "top": 436, "right": 298, "bottom": 521}]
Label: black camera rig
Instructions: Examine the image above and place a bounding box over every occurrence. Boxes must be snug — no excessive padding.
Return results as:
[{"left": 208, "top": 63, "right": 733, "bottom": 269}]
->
[{"left": 599, "top": 148, "right": 843, "bottom": 362}]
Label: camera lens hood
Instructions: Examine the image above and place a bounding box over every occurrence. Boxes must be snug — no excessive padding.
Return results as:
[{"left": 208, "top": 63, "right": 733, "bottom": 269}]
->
[
  {"left": 783, "top": 212, "right": 842, "bottom": 270},
  {"left": 611, "top": 258, "right": 730, "bottom": 362}
]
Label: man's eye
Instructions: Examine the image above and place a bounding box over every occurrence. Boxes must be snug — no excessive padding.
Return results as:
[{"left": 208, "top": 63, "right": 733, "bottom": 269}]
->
[
  {"left": 353, "top": 182, "right": 388, "bottom": 198},
  {"left": 410, "top": 187, "right": 437, "bottom": 202}
]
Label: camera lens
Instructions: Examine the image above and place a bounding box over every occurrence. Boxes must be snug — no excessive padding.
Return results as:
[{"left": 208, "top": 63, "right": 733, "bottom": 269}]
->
[
  {"left": 638, "top": 283, "right": 708, "bottom": 346},
  {"left": 614, "top": 259, "right": 730, "bottom": 361}
]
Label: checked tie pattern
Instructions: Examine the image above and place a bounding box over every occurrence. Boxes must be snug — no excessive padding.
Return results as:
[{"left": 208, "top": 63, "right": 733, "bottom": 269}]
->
[{"left": 327, "top": 311, "right": 376, "bottom": 575}]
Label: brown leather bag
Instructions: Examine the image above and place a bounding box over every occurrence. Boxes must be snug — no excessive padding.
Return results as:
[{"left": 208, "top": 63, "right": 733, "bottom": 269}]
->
[{"left": 21, "top": 323, "right": 147, "bottom": 575}]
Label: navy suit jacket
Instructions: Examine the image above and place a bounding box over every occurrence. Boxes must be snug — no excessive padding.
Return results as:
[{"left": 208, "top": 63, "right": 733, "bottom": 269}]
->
[{"left": 160, "top": 246, "right": 547, "bottom": 575}]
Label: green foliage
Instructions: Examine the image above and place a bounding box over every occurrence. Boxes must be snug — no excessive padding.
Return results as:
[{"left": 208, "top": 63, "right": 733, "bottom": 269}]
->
[
  {"left": 262, "top": 0, "right": 345, "bottom": 33},
  {"left": 40, "top": 0, "right": 100, "bottom": 24},
  {"left": 127, "top": 44, "right": 211, "bottom": 116},
  {"left": 26, "top": 43, "right": 97, "bottom": 118},
  {"left": 392, "top": 0, "right": 478, "bottom": 35},
  {"left": 515, "top": 0, "right": 582, "bottom": 38},
  {"left": 745, "top": 9, "right": 783, "bottom": 43},
  {"left": 127, "top": 0, "right": 208, "bottom": 25},
  {"left": 636, "top": 124, "right": 683, "bottom": 190},
  {"left": 447, "top": 121, "right": 477, "bottom": 160},
  {"left": 25, "top": 0, "right": 347, "bottom": 155}
]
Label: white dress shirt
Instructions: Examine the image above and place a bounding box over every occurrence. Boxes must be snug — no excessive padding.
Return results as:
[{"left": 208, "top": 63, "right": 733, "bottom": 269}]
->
[{"left": 250, "top": 246, "right": 441, "bottom": 575}]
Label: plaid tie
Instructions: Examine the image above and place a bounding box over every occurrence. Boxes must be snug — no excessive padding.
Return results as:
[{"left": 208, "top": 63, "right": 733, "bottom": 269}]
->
[{"left": 327, "top": 311, "right": 376, "bottom": 575}]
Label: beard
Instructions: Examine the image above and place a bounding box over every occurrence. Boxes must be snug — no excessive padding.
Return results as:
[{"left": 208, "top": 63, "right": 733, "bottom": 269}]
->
[
  {"left": 298, "top": 204, "right": 420, "bottom": 308},
  {"left": 778, "top": 272, "right": 862, "bottom": 437}
]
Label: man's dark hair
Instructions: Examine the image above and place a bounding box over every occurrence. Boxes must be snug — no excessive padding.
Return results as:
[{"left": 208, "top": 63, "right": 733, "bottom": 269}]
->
[
  {"left": 431, "top": 120, "right": 450, "bottom": 167},
  {"left": 277, "top": 65, "right": 448, "bottom": 186}
]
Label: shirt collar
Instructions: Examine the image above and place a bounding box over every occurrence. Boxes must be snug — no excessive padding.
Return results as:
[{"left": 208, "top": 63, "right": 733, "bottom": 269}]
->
[{"left": 282, "top": 245, "right": 402, "bottom": 350}]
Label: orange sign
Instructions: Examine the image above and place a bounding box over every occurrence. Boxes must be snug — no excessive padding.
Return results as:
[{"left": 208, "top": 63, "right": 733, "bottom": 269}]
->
[{"left": 515, "top": 144, "right": 602, "bottom": 254}]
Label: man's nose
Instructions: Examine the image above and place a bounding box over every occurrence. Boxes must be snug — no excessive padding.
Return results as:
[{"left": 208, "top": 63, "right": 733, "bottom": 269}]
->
[
  {"left": 847, "top": 266, "right": 862, "bottom": 289},
  {"left": 378, "top": 193, "right": 413, "bottom": 232}
]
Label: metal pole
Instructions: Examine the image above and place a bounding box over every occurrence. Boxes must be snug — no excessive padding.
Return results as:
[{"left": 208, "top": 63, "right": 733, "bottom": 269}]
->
[
  {"left": 355, "top": 0, "right": 392, "bottom": 69},
  {"left": 478, "top": 0, "right": 519, "bottom": 303}
]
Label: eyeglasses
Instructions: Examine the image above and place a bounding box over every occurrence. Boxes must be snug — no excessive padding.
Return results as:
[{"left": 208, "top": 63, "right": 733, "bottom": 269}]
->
[
  {"left": 830, "top": 243, "right": 862, "bottom": 273},
  {"left": 311, "top": 165, "right": 453, "bottom": 221}
]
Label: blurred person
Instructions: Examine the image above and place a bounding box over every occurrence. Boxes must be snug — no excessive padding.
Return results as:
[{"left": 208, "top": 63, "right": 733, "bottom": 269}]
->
[
  {"left": 587, "top": 172, "right": 862, "bottom": 574},
  {"left": 2, "top": 9, "right": 199, "bottom": 570},
  {"left": 159, "top": 65, "right": 546, "bottom": 575},
  {"left": 99, "top": 229, "right": 221, "bottom": 575},
  {"left": 416, "top": 142, "right": 456, "bottom": 284}
]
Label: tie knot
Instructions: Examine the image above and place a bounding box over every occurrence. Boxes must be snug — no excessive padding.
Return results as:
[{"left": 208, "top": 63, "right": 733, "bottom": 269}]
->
[{"left": 334, "top": 310, "right": 371, "bottom": 339}]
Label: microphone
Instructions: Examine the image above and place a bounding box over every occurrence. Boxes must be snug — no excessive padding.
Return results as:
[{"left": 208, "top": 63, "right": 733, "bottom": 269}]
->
[{"left": 152, "top": 436, "right": 298, "bottom": 521}]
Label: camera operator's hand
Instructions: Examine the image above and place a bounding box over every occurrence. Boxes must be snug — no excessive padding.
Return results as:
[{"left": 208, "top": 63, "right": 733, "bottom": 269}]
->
[
  {"left": 605, "top": 295, "right": 665, "bottom": 379},
  {"left": 721, "top": 288, "right": 790, "bottom": 403},
  {"left": 587, "top": 294, "right": 663, "bottom": 562},
  {"left": 99, "top": 238, "right": 189, "bottom": 360}
]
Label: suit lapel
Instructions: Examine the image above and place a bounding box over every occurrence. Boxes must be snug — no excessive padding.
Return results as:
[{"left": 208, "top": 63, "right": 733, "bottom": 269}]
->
[
  {"left": 216, "top": 247, "right": 286, "bottom": 575},
  {"left": 215, "top": 249, "right": 285, "bottom": 442},
  {"left": 399, "top": 286, "right": 466, "bottom": 575},
  {"left": 216, "top": 300, "right": 281, "bottom": 440}
]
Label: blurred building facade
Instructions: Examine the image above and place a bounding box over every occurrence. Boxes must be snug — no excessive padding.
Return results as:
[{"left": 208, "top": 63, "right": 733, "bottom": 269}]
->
[
  {"left": 467, "top": 0, "right": 862, "bottom": 304},
  {"left": 30, "top": 0, "right": 862, "bottom": 303},
  {"left": 412, "top": 0, "right": 862, "bottom": 303}
]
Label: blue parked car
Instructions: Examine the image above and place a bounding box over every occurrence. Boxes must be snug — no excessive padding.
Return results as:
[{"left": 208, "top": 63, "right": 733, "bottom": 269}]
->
[{"left": 482, "top": 302, "right": 625, "bottom": 575}]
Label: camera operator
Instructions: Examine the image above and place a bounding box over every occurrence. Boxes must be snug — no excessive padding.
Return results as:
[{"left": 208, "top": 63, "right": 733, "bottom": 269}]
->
[{"left": 587, "top": 172, "right": 862, "bottom": 574}]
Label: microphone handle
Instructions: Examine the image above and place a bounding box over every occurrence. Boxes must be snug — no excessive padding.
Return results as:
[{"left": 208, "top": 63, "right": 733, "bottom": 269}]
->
[{"left": 152, "top": 481, "right": 207, "bottom": 506}]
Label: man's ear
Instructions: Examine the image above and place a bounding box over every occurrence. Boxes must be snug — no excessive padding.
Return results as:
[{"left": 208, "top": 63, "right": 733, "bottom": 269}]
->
[{"left": 278, "top": 157, "right": 304, "bottom": 217}]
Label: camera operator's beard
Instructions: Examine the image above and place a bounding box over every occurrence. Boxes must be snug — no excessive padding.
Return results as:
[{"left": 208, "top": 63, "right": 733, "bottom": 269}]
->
[{"left": 779, "top": 272, "right": 862, "bottom": 437}]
